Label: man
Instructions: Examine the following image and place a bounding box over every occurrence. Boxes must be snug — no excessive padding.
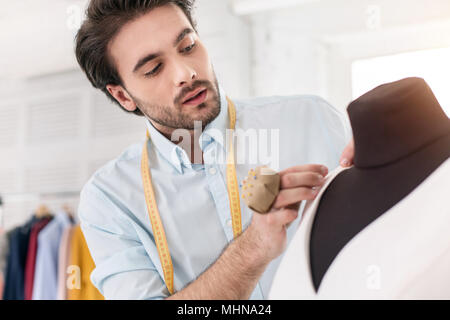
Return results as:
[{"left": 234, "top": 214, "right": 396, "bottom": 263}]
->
[{"left": 76, "top": 0, "right": 354, "bottom": 300}]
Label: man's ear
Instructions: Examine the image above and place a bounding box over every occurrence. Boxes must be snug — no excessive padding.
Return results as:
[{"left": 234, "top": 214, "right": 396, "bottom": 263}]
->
[{"left": 106, "top": 84, "right": 137, "bottom": 112}]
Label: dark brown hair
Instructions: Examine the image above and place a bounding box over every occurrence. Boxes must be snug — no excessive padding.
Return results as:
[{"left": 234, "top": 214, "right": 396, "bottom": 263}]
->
[{"left": 75, "top": 0, "right": 198, "bottom": 116}]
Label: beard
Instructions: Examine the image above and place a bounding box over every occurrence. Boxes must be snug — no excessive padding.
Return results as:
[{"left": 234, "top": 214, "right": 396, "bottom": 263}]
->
[{"left": 130, "top": 75, "right": 221, "bottom": 131}]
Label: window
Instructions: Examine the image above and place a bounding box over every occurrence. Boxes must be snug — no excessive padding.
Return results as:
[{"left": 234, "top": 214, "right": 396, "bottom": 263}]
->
[{"left": 352, "top": 47, "right": 450, "bottom": 117}]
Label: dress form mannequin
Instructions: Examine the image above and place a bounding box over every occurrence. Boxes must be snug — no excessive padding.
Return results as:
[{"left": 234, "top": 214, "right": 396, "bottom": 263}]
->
[{"left": 309, "top": 77, "right": 450, "bottom": 291}]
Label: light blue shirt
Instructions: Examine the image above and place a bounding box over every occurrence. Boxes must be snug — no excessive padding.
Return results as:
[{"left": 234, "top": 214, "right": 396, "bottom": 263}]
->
[
  {"left": 32, "top": 211, "right": 73, "bottom": 300},
  {"left": 78, "top": 84, "right": 352, "bottom": 300}
]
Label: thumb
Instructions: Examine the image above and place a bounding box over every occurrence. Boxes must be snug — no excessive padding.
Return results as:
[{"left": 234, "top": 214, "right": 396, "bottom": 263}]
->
[{"left": 340, "top": 138, "right": 354, "bottom": 167}]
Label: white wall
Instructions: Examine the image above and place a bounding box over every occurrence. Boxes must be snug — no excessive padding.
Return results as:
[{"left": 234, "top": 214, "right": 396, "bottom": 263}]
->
[
  {"left": 1, "top": 0, "right": 450, "bottom": 229},
  {"left": 246, "top": 0, "right": 450, "bottom": 109},
  {"left": 0, "top": 0, "right": 252, "bottom": 230}
]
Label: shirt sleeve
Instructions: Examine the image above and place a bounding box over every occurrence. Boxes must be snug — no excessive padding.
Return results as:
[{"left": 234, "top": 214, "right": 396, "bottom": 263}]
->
[
  {"left": 32, "top": 229, "right": 57, "bottom": 300},
  {"left": 311, "top": 96, "right": 353, "bottom": 167},
  {"left": 77, "top": 180, "right": 169, "bottom": 300}
]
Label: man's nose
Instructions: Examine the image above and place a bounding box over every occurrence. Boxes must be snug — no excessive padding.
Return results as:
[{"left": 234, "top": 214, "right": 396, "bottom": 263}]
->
[{"left": 173, "top": 61, "right": 197, "bottom": 87}]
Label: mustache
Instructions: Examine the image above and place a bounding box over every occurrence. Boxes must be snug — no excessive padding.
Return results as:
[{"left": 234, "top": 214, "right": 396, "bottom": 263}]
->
[{"left": 176, "top": 80, "right": 214, "bottom": 105}]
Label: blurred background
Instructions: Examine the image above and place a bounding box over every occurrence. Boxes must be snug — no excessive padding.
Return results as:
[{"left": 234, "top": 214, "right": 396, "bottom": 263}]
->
[{"left": 1, "top": 0, "right": 450, "bottom": 230}]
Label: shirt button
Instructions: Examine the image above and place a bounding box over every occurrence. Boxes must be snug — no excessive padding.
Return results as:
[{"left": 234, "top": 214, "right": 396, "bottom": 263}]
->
[
  {"left": 226, "top": 219, "right": 232, "bottom": 227},
  {"left": 209, "top": 167, "right": 217, "bottom": 175}
]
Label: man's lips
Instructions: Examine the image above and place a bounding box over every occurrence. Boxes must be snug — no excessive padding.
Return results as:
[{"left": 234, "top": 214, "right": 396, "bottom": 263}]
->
[
  {"left": 182, "top": 87, "right": 206, "bottom": 102},
  {"left": 182, "top": 88, "right": 208, "bottom": 106}
]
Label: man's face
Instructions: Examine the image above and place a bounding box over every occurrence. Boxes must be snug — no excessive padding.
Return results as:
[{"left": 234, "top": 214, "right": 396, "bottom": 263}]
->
[{"left": 107, "top": 4, "right": 220, "bottom": 131}]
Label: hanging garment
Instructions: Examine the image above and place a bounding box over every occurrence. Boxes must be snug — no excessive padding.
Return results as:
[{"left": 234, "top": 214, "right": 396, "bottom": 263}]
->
[
  {"left": 32, "top": 212, "right": 74, "bottom": 300},
  {"left": 0, "top": 274, "right": 3, "bottom": 300},
  {"left": 56, "top": 225, "right": 74, "bottom": 300},
  {"left": 24, "top": 217, "right": 52, "bottom": 300},
  {"left": 3, "top": 216, "right": 39, "bottom": 300},
  {"left": 0, "top": 231, "right": 10, "bottom": 300},
  {"left": 66, "top": 225, "right": 104, "bottom": 300},
  {"left": 269, "top": 158, "right": 450, "bottom": 299},
  {"left": 0, "top": 231, "right": 9, "bottom": 277}
]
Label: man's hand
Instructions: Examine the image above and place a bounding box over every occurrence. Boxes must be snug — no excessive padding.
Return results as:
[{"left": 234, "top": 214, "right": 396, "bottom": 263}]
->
[
  {"left": 168, "top": 164, "right": 329, "bottom": 300},
  {"left": 340, "top": 138, "right": 355, "bottom": 167},
  {"left": 244, "top": 164, "right": 328, "bottom": 265}
]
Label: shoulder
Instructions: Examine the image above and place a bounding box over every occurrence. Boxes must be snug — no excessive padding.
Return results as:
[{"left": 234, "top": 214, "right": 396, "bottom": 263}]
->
[
  {"left": 78, "top": 141, "right": 145, "bottom": 228},
  {"left": 81, "top": 141, "right": 143, "bottom": 196},
  {"left": 234, "top": 94, "right": 340, "bottom": 112},
  {"left": 234, "top": 94, "right": 348, "bottom": 128},
  {"left": 90, "top": 141, "right": 143, "bottom": 181},
  {"left": 234, "top": 94, "right": 347, "bottom": 125}
]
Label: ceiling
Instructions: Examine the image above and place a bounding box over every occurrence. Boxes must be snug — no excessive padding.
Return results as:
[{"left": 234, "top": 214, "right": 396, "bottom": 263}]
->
[
  {"left": 0, "top": 0, "right": 88, "bottom": 81},
  {"left": 1, "top": 0, "right": 450, "bottom": 81}
]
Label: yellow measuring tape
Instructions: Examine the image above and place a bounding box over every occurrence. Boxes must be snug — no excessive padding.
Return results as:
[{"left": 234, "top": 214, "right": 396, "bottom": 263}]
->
[{"left": 140, "top": 96, "right": 242, "bottom": 295}]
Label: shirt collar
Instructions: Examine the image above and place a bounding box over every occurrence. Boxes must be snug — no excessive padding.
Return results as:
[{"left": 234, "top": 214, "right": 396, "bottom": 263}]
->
[
  {"left": 200, "top": 83, "right": 229, "bottom": 152},
  {"left": 55, "top": 210, "right": 73, "bottom": 227},
  {"left": 145, "top": 83, "right": 229, "bottom": 174}
]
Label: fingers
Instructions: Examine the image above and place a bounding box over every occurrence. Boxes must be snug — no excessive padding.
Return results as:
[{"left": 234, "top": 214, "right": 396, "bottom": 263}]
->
[
  {"left": 272, "top": 187, "right": 319, "bottom": 209},
  {"left": 266, "top": 208, "right": 299, "bottom": 228},
  {"left": 272, "top": 164, "right": 328, "bottom": 210},
  {"left": 284, "top": 204, "right": 300, "bottom": 228},
  {"left": 340, "top": 138, "right": 355, "bottom": 167},
  {"left": 280, "top": 171, "right": 325, "bottom": 189},
  {"left": 279, "top": 164, "right": 328, "bottom": 177},
  {"left": 285, "top": 203, "right": 300, "bottom": 212}
]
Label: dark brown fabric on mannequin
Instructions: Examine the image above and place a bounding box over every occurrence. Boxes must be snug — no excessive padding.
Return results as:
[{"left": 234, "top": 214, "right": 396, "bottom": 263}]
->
[{"left": 309, "top": 77, "right": 450, "bottom": 291}]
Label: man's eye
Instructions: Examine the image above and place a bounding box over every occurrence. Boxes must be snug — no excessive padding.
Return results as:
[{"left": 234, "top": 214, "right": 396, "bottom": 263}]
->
[
  {"left": 182, "top": 43, "right": 196, "bottom": 53},
  {"left": 145, "top": 63, "right": 162, "bottom": 77}
]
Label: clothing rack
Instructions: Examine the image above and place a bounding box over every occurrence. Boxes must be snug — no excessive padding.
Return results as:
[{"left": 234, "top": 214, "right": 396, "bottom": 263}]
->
[
  {"left": 1, "top": 191, "right": 81, "bottom": 202},
  {"left": 0, "top": 191, "right": 80, "bottom": 231}
]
